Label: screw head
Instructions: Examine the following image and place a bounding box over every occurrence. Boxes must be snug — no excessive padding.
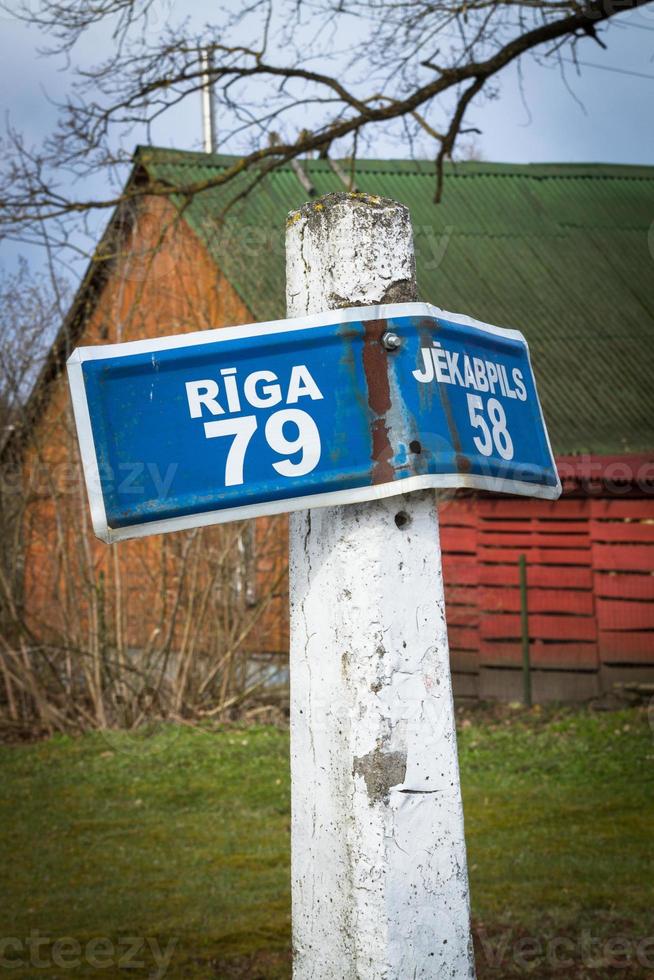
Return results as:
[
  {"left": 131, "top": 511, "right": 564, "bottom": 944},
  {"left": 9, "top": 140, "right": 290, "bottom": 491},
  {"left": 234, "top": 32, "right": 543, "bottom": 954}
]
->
[{"left": 382, "top": 331, "right": 402, "bottom": 351}]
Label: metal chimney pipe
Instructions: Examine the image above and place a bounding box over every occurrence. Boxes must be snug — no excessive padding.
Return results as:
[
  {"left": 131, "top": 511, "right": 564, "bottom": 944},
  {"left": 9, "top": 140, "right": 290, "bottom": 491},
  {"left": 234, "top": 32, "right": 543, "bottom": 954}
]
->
[{"left": 200, "top": 47, "right": 217, "bottom": 154}]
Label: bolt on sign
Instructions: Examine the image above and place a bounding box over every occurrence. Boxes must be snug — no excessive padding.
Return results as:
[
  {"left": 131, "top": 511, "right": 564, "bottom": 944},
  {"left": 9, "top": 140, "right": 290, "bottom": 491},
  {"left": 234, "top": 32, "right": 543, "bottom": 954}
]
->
[{"left": 67, "top": 302, "right": 561, "bottom": 542}]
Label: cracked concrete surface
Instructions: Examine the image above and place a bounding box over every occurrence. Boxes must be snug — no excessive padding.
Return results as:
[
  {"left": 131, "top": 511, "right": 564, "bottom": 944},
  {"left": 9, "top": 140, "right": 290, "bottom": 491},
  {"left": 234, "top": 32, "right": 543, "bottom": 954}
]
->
[{"left": 286, "top": 193, "right": 475, "bottom": 979}]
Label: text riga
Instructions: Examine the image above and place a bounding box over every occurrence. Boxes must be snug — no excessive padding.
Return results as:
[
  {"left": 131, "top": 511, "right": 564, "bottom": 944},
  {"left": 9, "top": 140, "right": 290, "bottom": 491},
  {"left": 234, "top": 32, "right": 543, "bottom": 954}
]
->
[
  {"left": 185, "top": 364, "right": 323, "bottom": 418},
  {"left": 183, "top": 364, "right": 324, "bottom": 487},
  {"left": 413, "top": 342, "right": 528, "bottom": 401}
]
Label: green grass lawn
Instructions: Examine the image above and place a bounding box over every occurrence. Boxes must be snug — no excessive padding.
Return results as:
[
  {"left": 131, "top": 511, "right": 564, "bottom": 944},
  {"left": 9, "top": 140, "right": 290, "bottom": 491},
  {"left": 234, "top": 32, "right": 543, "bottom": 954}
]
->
[{"left": 0, "top": 706, "right": 652, "bottom": 978}]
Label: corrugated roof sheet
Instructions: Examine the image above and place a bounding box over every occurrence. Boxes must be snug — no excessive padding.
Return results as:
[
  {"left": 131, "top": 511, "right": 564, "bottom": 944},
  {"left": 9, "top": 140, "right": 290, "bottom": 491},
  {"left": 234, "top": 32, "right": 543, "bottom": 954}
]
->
[{"left": 138, "top": 147, "right": 654, "bottom": 456}]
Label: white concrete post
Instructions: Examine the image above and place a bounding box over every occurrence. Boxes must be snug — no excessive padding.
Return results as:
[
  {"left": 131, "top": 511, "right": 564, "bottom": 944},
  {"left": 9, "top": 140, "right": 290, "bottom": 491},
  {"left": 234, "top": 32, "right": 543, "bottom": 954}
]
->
[{"left": 286, "top": 192, "right": 476, "bottom": 980}]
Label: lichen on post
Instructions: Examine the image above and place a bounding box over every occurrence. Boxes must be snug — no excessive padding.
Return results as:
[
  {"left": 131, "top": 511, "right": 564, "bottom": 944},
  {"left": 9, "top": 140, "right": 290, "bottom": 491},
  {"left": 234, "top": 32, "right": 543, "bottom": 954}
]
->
[{"left": 286, "top": 192, "right": 476, "bottom": 979}]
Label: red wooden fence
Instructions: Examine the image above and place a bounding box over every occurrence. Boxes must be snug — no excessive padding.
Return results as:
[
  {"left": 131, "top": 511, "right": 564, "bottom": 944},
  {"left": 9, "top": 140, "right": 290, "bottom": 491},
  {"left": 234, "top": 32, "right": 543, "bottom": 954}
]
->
[{"left": 440, "top": 495, "right": 654, "bottom": 700}]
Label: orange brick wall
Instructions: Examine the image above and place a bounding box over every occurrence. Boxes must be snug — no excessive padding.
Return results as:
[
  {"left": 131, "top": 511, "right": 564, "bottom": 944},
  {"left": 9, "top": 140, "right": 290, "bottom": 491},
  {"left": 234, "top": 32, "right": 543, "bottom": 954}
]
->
[{"left": 22, "top": 196, "right": 287, "bottom": 658}]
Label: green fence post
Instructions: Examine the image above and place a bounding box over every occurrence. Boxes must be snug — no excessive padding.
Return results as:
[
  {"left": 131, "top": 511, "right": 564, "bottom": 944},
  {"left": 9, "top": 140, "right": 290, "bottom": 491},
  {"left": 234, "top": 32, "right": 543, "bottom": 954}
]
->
[{"left": 519, "top": 554, "right": 532, "bottom": 707}]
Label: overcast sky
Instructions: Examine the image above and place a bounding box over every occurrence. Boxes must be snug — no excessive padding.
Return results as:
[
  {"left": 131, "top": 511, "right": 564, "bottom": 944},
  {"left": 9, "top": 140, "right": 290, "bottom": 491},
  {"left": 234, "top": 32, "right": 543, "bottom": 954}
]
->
[{"left": 1, "top": 2, "right": 653, "bottom": 277}]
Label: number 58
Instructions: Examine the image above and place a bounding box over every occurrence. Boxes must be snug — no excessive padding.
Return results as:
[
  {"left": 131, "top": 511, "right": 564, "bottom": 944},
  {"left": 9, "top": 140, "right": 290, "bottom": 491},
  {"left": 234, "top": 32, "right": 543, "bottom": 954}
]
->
[{"left": 467, "top": 394, "right": 514, "bottom": 460}]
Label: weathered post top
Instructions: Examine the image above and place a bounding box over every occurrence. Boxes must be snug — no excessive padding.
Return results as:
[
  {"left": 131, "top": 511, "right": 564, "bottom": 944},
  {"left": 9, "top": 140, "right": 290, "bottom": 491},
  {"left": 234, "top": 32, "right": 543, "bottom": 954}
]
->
[{"left": 286, "top": 192, "right": 418, "bottom": 315}]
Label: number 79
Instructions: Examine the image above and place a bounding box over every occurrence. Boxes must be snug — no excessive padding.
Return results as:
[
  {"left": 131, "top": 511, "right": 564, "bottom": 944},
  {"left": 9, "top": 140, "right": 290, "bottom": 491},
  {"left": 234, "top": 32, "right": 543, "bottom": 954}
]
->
[{"left": 203, "top": 409, "right": 321, "bottom": 486}]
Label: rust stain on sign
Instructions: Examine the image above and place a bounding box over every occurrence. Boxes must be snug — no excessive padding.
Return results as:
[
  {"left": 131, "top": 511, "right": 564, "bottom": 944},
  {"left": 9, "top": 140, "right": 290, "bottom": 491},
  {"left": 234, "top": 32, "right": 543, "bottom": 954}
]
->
[
  {"left": 362, "top": 319, "right": 395, "bottom": 485},
  {"left": 417, "top": 317, "right": 471, "bottom": 475}
]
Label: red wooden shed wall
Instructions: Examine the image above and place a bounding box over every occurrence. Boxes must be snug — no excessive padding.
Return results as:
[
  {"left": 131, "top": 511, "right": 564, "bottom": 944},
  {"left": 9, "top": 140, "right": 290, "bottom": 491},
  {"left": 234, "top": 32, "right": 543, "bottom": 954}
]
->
[{"left": 441, "top": 494, "right": 654, "bottom": 701}]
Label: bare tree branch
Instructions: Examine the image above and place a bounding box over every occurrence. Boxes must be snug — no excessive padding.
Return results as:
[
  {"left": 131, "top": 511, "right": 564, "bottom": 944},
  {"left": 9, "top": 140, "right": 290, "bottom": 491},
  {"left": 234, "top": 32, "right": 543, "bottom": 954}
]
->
[{"left": 0, "top": 0, "right": 649, "bottom": 249}]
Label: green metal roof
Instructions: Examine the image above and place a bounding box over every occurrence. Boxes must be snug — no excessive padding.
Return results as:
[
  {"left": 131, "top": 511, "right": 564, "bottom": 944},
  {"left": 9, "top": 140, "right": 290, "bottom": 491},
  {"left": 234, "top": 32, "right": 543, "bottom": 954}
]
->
[{"left": 137, "top": 146, "right": 654, "bottom": 456}]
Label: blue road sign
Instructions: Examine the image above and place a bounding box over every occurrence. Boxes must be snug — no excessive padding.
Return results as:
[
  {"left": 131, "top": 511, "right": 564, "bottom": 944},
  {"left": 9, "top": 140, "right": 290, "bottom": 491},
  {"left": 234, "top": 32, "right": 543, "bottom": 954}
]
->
[{"left": 67, "top": 302, "right": 561, "bottom": 542}]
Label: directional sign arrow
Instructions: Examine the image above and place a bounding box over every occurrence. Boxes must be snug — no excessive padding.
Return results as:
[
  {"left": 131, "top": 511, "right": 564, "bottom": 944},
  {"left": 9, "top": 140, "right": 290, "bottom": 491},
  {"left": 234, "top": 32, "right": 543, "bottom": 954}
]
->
[{"left": 67, "top": 302, "right": 561, "bottom": 543}]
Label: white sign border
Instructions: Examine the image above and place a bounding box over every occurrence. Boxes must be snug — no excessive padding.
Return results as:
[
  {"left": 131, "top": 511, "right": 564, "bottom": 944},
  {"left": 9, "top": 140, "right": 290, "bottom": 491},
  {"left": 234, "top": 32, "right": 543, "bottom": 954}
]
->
[{"left": 67, "top": 301, "right": 562, "bottom": 543}]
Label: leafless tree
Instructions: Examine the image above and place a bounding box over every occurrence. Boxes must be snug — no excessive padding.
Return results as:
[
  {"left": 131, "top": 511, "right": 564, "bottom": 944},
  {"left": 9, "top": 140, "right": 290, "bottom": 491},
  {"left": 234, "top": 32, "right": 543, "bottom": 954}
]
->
[
  {"left": 0, "top": 0, "right": 650, "bottom": 254},
  {"left": 0, "top": 260, "right": 289, "bottom": 737},
  {"left": 0, "top": 260, "right": 62, "bottom": 597}
]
